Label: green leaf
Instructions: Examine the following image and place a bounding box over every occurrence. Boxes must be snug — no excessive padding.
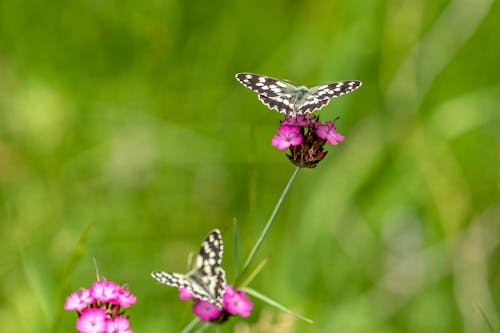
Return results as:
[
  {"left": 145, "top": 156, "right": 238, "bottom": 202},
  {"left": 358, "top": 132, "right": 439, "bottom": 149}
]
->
[{"left": 241, "top": 287, "right": 314, "bottom": 324}]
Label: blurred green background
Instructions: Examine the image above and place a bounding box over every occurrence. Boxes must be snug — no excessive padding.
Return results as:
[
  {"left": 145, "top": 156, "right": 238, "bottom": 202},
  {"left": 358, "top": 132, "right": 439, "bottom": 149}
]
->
[{"left": 1, "top": 0, "right": 499, "bottom": 332}]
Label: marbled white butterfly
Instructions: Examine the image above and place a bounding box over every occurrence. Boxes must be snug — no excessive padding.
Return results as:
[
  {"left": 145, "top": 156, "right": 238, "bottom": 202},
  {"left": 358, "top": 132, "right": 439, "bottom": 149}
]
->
[
  {"left": 235, "top": 72, "right": 362, "bottom": 117},
  {"left": 151, "top": 229, "right": 226, "bottom": 307}
]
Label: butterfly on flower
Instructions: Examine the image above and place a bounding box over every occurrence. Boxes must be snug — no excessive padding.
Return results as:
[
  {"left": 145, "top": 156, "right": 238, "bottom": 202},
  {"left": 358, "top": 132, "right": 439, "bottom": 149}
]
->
[
  {"left": 235, "top": 72, "right": 362, "bottom": 117},
  {"left": 151, "top": 229, "right": 226, "bottom": 308}
]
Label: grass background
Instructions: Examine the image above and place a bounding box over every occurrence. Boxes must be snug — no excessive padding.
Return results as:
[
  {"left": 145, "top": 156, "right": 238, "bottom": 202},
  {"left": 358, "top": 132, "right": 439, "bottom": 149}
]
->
[{"left": 0, "top": 0, "right": 499, "bottom": 332}]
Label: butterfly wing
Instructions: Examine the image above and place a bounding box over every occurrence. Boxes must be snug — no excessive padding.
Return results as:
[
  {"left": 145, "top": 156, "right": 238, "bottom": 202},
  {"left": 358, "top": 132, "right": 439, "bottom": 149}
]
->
[
  {"left": 235, "top": 73, "right": 297, "bottom": 114},
  {"left": 151, "top": 271, "right": 190, "bottom": 289},
  {"left": 151, "top": 229, "right": 226, "bottom": 308},
  {"left": 296, "top": 80, "right": 362, "bottom": 115},
  {"left": 187, "top": 266, "right": 226, "bottom": 307},
  {"left": 189, "top": 229, "right": 226, "bottom": 306}
]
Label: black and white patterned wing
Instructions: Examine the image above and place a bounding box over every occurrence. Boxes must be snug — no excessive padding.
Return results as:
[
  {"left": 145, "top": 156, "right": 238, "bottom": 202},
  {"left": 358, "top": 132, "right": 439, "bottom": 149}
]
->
[
  {"left": 296, "top": 80, "right": 362, "bottom": 115},
  {"left": 235, "top": 73, "right": 298, "bottom": 114},
  {"left": 188, "top": 229, "right": 226, "bottom": 306},
  {"left": 151, "top": 271, "right": 190, "bottom": 289},
  {"left": 187, "top": 266, "right": 226, "bottom": 307},
  {"left": 195, "top": 229, "right": 224, "bottom": 275},
  {"left": 151, "top": 229, "right": 226, "bottom": 308}
]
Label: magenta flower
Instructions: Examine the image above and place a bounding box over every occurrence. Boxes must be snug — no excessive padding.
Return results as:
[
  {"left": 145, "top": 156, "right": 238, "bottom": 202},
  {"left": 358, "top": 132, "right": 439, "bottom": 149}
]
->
[
  {"left": 91, "top": 281, "right": 121, "bottom": 303},
  {"left": 315, "top": 121, "right": 344, "bottom": 145},
  {"left": 177, "top": 284, "right": 253, "bottom": 324},
  {"left": 106, "top": 316, "right": 133, "bottom": 333},
  {"left": 179, "top": 287, "right": 194, "bottom": 300},
  {"left": 116, "top": 288, "right": 136, "bottom": 308},
  {"left": 65, "top": 288, "right": 95, "bottom": 311},
  {"left": 272, "top": 125, "right": 303, "bottom": 150},
  {"left": 193, "top": 300, "right": 223, "bottom": 322},
  {"left": 76, "top": 308, "right": 107, "bottom": 333},
  {"left": 222, "top": 285, "right": 253, "bottom": 317},
  {"left": 65, "top": 279, "right": 135, "bottom": 333}
]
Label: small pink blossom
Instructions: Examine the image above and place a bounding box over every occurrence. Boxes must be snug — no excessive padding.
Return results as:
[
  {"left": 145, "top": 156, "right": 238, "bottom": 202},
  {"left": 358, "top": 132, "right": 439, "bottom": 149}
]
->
[
  {"left": 65, "top": 289, "right": 95, "bottom": 311},
  {"left": 222, "top": 285, "right": 253, "bottom": 317},
  {"left": 106, "top": 316, "right": 133, "bottom": 333},
  {"left": 76, "top": 308, "right": 107, "bottom": 333},
  {"left": 66, "top": 279, "right": 135, "bottom": 333},
  {"left": 179, "top": 287, "right": 194, "bottom": 300},
  {"left": 272, "top": 125, "right": 303, "bottom": 150},
  {"left": 315, "top": 121, "right": 344, "bottom": 145},
  {"left": 192, "top": 300, "right": 222, "bottom": 322},
  {"left": 91, "top": 281, "right": 121, "bottom": 303},
  {"left": 116, "top": 288, "right": 136, "bottom": 308}
]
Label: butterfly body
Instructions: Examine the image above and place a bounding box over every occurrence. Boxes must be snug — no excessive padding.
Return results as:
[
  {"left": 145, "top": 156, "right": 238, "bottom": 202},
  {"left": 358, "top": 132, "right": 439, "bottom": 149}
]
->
[
  {"left": 235, "top": 73, "right": 362, "bottom": 117},
  {"left": 151, "top": 229, "right": 226, "bottom": 308}
]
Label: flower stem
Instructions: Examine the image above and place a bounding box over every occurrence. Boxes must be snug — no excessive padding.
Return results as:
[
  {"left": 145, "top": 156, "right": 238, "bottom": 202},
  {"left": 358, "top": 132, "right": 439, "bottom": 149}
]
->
[
  {"left": 237, "top": 166, "right": 300, "bottom": 284},
  {"left": 180, "top": 317, "right": 200, "bottom": 333}
]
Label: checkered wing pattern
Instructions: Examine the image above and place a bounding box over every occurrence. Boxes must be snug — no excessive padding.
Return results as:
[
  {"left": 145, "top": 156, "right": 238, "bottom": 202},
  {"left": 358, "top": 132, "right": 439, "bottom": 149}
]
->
[
  {"left": 235, "top": 72, "right": 362, "bottom": 116},
  {"left": 151, "top": 229, "right": 226, "bottom": 307}
]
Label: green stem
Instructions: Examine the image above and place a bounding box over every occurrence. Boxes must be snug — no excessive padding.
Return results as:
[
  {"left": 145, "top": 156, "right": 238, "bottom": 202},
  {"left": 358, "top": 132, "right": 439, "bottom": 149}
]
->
[
  {"left": 237, "top": 166, "right": 300, "bottom": 284},
  {"left": 180, "top": 317, "right": 200, "bottom": 333}
]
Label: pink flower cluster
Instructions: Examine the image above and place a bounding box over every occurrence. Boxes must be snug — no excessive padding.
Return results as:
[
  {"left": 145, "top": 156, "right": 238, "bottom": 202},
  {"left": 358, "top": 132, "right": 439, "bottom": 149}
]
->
[
  {"left": 272, "top": 115, "right": 344, "bottom": 150},
  {"left": 64, "top": 280, "right": 136, "bottom": 333},
  {"left": 179, "top": 284, "right": 253, "bottom": 323},
  {"left": 271, "top": 115, "right": 344, "bottom": 168}
]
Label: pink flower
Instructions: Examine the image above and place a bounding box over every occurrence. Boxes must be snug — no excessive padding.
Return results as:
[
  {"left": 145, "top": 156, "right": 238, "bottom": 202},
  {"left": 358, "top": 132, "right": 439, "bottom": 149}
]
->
[
  {"left": 192, "top": 300, "right": 222, "bottom": 322},
  {"left": 91, "top": 281, "right": 121, "bottom": 303},
  {"left": 222, "top": 285, "right": 253, "bottom": 317},
  {"left": 282, "top": 114, "right": 315, "bottom": 126},
  {"left": 116, "top": 288, "right": 136, "bottom": 308},
  {"left": 65, "top": 289, "right": 95, "bottom": 311},
  {"left": 76, "top": 308, "right": 107, "bottom": 333},
  {"left": 106, "top": 316, "right": 133, "bottom": 333},
  {"left": 66, "top": 279, "right": 135, "bottom": 333},
  {"left": 179, "top": 287, "right": 194, "bottom": 300},
  {"left": 315, "top": 121, "right": 344, "bottom": 145},
  {"left": 272, "top": 125, "right": 303, "bottom": 150}
]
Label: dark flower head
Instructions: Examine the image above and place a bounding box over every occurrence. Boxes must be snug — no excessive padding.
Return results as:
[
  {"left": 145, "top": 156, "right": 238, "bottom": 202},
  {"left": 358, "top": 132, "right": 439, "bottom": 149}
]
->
[{"left": 274, "top": 115, "right": 344, "bottom": 168}]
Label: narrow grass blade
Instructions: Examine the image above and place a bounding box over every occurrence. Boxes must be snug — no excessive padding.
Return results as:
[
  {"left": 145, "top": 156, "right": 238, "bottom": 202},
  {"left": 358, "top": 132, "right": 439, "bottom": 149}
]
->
[
  {"left": 478, "top": 305, "right": 496, "bottom": 333},
  {"left": 241, "top": 287, "right": 314, "bottom": 324},
  {"left": 240, "top": 257, "right": 268, "bottom": 288},
  {"left": 51, "top": 222, "right": 94, "bottom": 333}
]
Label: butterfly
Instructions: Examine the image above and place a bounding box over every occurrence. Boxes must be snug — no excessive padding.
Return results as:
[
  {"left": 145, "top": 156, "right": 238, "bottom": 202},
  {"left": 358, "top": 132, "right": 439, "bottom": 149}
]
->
[
  {"left": 235, "top": 72, "right": 362, "bottom": 117},
  {"left": 151, "top": 229, "right": 226, "bottom": 308}
]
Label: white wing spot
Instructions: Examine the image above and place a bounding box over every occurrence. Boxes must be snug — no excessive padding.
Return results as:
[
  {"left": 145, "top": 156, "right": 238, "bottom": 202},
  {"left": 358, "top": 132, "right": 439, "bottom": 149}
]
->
[{"left": 245, "top": 74, "right": 252, "bottom": 79}]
